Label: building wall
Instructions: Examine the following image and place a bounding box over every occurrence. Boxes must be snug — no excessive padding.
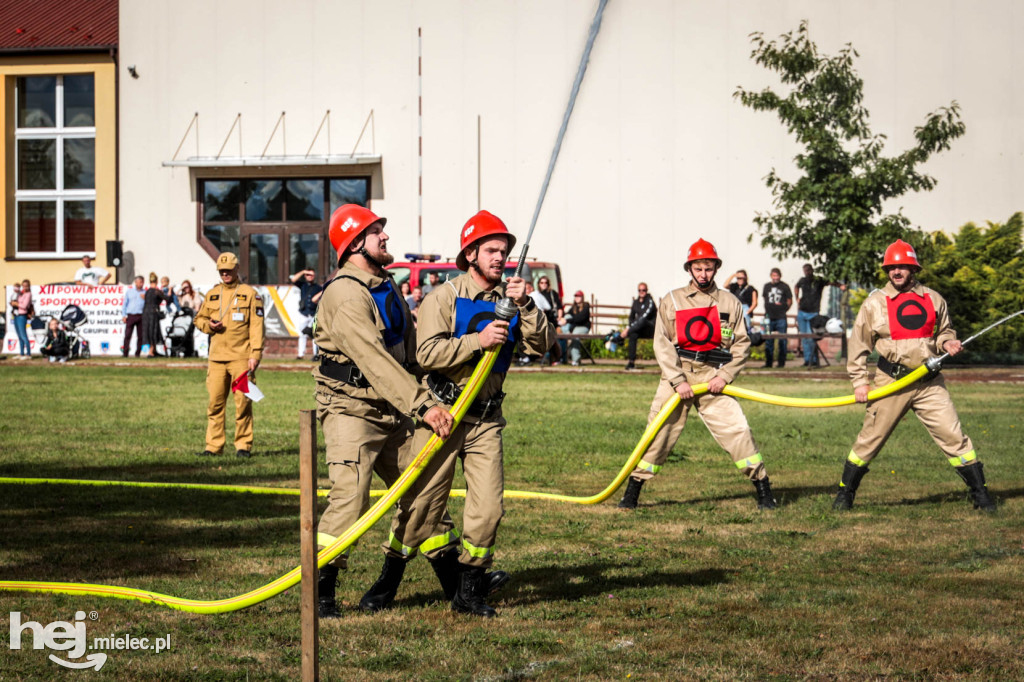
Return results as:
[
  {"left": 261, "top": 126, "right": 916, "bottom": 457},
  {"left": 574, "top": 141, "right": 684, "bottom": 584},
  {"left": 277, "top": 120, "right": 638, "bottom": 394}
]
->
[
  {"left": 118, "top": 0, "right": 1024, "bottom": 304},
  {"left": 1, "top": 53, "right": 117, "bottom": 286}
]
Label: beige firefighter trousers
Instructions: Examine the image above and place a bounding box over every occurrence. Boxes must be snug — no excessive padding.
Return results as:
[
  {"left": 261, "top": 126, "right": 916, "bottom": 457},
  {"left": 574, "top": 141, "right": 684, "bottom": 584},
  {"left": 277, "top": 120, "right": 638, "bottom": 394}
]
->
[
  {"left": 849, "top": 372, "right": 975, "bottom": 464},
  {"left": 385, "top": 413, "right": 506, "bottom": 569},
  {"left": 205, "top": 358, "right": 253, "bottom": 454},
  {"left": 631, "top": 374, "right": 765, "bottom": 482},
  {"left": 316, "top": 394, "right": 459, "bottom": 570}
]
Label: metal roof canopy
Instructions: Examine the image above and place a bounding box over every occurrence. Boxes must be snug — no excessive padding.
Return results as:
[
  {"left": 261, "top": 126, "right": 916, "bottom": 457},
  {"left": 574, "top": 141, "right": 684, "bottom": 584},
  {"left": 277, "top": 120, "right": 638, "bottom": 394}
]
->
[{"left": 162, "top": 154, "right": 380, "bottom": 168}]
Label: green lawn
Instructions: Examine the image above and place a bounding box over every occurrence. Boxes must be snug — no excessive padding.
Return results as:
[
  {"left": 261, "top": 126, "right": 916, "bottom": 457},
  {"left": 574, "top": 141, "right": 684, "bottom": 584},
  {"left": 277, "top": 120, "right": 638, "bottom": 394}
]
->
[{"left": 1, "top": 361, "right": 1022, "bottom": 680}]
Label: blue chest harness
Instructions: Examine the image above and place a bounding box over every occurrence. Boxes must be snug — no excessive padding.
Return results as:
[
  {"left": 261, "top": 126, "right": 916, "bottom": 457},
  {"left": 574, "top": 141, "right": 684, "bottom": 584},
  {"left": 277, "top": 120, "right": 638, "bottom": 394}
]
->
[
  {"left": 324, "top": 275, "right": 405, "bottom": 348},
  {"left": 452, "top": 297, "right": 520, "bottom": 374}
]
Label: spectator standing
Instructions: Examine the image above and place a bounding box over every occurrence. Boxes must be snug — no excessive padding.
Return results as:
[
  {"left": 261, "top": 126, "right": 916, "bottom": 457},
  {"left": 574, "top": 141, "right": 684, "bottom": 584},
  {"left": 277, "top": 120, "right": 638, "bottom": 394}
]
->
[
  {"left": 74, "top": 255, "right": 110, "bottom": 289},
  {"left": 177, "top": 280, "right": 203, "bottom": 311},
  {"left": 290, "top": 269, "right": 323, "bottom": 360},
  {"left": 400, "top": 280, "right": 412, "bottom": 300},
  {"left": 142, "top": 273, "right": 173, "bottom": 357},
  {"left": 121, "top": 276, "right": 146, "bottom": 357},
  {"left": 761, "top": 268, "right": 793, "bottom": 368},
  {"left": 193, "top": 252, "right": 266, "bottom": 458},
  {"left": 10, "top": 279, "right": 34, "bottom": 359},
  {"left": 559, "top": 290, "right": 592, "bottom": 367},
  {"left": 620, "top": 282, "right": 656, "bottom": 370},
  {"left": 795, "top": 263, "right": 829, "bottom": 367},
  {"left": 536, "top": 276, "right": 563, "bottom": 364},
  {"left": 407, "top": 286, "right": 424, "bottom": 322},
  {"left": 724, "top": 270, "right": 758, "bottom": 330},
  {"left": 40, "top": 318, "right": 70, "bottom": 363},
  {"left": 421, "top": 271, "right": 442, "bottom": 295}
]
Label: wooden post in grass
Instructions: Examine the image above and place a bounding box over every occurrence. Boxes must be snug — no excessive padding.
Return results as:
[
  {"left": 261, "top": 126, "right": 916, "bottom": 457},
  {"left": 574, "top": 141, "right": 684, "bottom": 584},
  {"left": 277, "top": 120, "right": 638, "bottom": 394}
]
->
[{"left": 299, "top": 409, "right": 319, "bottom": 682}]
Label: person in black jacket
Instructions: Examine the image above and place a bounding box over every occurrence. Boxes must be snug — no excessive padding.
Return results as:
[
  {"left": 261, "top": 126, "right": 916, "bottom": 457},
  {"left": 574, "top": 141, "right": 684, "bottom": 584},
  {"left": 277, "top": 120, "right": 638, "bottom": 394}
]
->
[
  {"left": 619, "top": 282, "right": 656, "bottom": 370},
  {"left": 40, "top": 318, "right": 70, "bottom": 363},
  {"left": 559, "top": 290, "right": 592, "bottom": 366},
  {"left": 536, "top": 276, "right": 563, "bottom": 365}
]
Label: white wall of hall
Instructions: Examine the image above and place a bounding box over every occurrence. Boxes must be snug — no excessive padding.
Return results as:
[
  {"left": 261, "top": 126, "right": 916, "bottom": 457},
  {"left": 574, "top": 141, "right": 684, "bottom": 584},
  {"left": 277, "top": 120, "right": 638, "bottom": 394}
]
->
[{"left": 118, "top": 0, "right": 1024, "bottom": 306}]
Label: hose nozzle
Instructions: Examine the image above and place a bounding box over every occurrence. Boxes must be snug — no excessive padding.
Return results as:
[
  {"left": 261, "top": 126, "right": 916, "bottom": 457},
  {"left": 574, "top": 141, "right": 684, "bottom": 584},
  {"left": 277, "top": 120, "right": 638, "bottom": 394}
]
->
[
  {"left": 925, "top": 356, "right": 945, "bottom": 374},
  {"left": 495, "top": 297, "right": 518, "bottom": 321}
]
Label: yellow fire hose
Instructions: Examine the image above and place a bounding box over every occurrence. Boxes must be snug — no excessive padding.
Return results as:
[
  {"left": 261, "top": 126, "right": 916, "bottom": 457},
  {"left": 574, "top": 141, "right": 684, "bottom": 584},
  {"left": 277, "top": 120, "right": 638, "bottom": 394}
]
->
[
  {"left": 0, "top": 363, "right": 929, "bottom": 611},
  {"left": 0, "top": 350, "right": 499, "bottom": 613}
]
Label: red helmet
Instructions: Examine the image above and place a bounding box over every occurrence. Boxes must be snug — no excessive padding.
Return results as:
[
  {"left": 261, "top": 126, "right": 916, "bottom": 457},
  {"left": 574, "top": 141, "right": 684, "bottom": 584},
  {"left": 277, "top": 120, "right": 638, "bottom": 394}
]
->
[
  {"left": 882, "top": 239, "right": 921, "bottom": 270},
  {"left": 456, "top": 210, "right": 517, "bottom": 271},
  {"left": 685, "top": 238, "right": 722, "bottom": 270},
  {"left": 329, "top": 204, "right": 386, "bottom": 262}
]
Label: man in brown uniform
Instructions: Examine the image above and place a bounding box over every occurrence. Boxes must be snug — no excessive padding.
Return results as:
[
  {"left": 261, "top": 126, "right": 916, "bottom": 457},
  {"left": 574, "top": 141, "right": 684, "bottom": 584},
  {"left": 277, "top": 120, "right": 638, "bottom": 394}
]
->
[
  {"left": 618, "top": 239, "right": 778, "bottom": 511},
  {"left": 194, "top": 252, "right": 265, "bottom": 458},
  {"left": 312, "top": 204, "right": 464, "bottom": 618},
  {"left": 364, "top": 210, "right": 555, "bottom": 618},
  {"left": 832, "top": 239, "right": 995, "bottom": 511}
]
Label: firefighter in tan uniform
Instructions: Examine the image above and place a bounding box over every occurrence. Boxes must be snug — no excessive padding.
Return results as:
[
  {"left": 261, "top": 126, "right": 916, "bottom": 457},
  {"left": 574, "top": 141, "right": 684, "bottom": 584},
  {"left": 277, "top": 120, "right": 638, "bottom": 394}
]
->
[
  {"left": 618, "top": 239, "right": 778, "bottom": 511},
  {"left": 312, "top": 205, "right": 507, "bottom": 618},
  {"left": 194, "top": 252, "right": 265, "bottom": 458},
  {"left": 364, "top": 210, "right": 555, "bottom": 618},
  {"left": 832, "top": 239, "right": 995, "bottom": 511}
]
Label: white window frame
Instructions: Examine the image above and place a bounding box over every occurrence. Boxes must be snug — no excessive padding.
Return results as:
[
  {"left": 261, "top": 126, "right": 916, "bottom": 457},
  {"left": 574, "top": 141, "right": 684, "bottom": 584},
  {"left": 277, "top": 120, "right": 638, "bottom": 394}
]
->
[{"left": 14, "top": 74, "right": 97, "bottom": 259}]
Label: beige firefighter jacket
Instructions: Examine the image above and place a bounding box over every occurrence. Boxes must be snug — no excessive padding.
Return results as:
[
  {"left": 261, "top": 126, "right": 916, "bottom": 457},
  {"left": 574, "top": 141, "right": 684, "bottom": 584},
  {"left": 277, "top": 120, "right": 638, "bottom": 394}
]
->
[
  {"left": 653, "top": 281, "right": 749, "bottom": 386},
  {"left": 312, "top": 262, "right": 435, "bottom": 420},
  {"left": 847, "top": 281, "right": 957, "bottom": 389},
  {"left": 416, "top": 273, "right": 555, "bottom": 400},
  {"left": 194, "top": 280, "right": 265, "bottom": 362}
]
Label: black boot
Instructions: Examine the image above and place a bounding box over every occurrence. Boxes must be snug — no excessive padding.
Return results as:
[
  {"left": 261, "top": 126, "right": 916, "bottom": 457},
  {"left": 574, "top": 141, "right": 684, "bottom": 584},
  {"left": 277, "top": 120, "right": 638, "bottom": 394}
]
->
[
  {"left": 451, "top": 567, "right": 497, "bottom": 618},
  {"left": 318, "top": 565, "right": 341, "bottom": 619},
  {"left": 753, "top": 477, "right": 777, "bottom": 510},
  {"left": 429, "top": 549, "right": 512, "bottom": 600},
  {"left": 617, "top": 478, "right": 644, "bottom": 509},
  {"left": 358, "top": 556, "right": 406, "bottom": 612},
  {"left": 833, "top": 461, "right": 870, "bottom": 510},
  {"left": 955, "top": 462, "right": 997, "bottom": 512}
]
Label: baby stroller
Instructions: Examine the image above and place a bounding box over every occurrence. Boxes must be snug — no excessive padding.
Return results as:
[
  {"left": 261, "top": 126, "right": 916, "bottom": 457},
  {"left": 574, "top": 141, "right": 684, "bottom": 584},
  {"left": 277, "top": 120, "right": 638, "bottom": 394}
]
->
[
  {"left": 59, "top": 304, "right": 90, "bottom": 359},
  {"left": 165, "top": 307, "right": 196, "bottom": 357}
]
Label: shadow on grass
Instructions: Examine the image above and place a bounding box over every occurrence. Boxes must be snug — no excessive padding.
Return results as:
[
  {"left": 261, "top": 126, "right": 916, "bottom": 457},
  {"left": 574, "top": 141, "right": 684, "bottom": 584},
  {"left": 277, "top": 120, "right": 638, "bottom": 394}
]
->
[
  {"left": 0, "top": 484, "right": 305, "bottom": 581},
  {"left": 642, "top": 484, "right": 836, "bottom": 508},
  {"left": 397, "top": 561, "right": 735, "bottom": 609}
]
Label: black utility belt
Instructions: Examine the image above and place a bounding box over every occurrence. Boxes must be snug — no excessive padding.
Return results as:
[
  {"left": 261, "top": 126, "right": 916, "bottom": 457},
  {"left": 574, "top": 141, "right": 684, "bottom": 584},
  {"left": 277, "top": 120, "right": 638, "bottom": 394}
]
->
[
  {"left": 319, "top": 358, "right": 371, "bottom": 389},
  {"left": 877, "top": 355, "right": 915, "bottom": 380},
  {"left": 676, "top": 346, "right": 732, "bottom": 369},
  {"left": 427, "top": 371, "right": 505, "bottom": 420}
]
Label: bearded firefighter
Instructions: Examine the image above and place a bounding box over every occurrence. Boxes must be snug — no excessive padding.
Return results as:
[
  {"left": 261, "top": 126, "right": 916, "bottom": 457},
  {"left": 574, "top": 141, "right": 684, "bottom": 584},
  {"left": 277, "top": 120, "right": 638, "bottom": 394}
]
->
[
  {"left": 832, "top": 239, "right": 995, "bottom": 511},
  {"left": 363, "top": 210, "right": 555, "bottom": 618},
  {"left": 618, "top": 238, "right": 778, "bottom": 511}
]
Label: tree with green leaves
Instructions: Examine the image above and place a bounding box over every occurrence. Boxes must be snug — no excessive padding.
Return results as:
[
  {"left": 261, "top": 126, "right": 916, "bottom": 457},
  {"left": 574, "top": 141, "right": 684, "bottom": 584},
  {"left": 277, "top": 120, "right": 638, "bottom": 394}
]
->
[
  {"left": 919, "top": 212, "right": 1024, "bottom": 358},
  {"left": 735, "top": 21, "right": 965, "bottom": 285}
]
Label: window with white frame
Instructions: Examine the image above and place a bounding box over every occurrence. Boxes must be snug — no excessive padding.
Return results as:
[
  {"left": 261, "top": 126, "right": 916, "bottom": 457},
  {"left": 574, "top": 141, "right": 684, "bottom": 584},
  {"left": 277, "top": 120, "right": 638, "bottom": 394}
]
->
[{"left": 14, "top": 74, "right": 96, "bottom": 257}]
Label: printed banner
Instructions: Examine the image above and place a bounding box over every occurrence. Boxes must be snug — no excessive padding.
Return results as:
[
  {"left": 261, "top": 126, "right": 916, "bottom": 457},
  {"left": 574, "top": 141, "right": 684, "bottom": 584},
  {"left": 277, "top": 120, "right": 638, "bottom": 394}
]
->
[{"left": 4, "top": 284, "right": 306, "bottom": 357}]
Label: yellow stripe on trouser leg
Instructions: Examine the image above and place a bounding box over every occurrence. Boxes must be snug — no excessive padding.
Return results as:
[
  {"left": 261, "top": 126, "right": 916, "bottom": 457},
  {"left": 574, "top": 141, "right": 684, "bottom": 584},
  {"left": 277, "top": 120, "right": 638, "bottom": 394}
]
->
[
  {"left": 636, "top": 460, "right": 662, "bottom": 475},
  {"left": 947, "top": 450, "right": 977, "bottom": 467},
  {"left": 734, "top": 453, "right": 763, "bottom": 470},
  {"left": 419, "top": 529, "right": 459, "bottom": 554},
  {"left": 846, "top": 451, "right": 869, "bottom": 467},
  {"left": 462, "top": 540, "right": 494, "bottom": 560},
  {"left": 388, "top": 531, "right": 418, "bottom": 558}
]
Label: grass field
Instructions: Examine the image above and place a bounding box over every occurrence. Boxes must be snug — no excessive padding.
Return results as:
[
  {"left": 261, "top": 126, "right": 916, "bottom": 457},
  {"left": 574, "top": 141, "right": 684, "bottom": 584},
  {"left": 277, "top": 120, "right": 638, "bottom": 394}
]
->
[{"left": 1, "top": 360, "right": 1022, "bottom": 680}]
